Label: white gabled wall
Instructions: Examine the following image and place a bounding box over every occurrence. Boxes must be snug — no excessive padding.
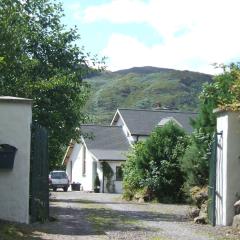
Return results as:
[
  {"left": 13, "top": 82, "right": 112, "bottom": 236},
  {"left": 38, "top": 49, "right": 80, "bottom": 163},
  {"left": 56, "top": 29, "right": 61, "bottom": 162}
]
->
[
  {"left": 112, "top": 110, "right": 150, "bottom": 144},
  {"left": 113, "top": 113, "right": 136, "bottom": 144},
  {"left": 216, "top": 111, "right": 240, "bottom": 226},
  {"left": 66, "top": 141, "right": 96, "bottom": 191}
]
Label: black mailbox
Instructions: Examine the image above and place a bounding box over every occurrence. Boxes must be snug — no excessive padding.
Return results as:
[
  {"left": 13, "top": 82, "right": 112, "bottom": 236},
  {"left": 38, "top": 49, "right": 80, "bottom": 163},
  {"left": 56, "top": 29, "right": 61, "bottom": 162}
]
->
[{"left": 0, "top": 144, "right": 17, "bottom": 169}]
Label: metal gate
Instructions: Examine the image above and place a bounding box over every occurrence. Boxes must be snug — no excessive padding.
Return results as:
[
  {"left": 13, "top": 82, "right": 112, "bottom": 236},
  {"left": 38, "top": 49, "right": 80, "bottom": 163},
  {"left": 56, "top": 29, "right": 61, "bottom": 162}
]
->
[
  {"left": 29, "top": 123, "right": 49, "bottom": 222},
  {"left": 208, "top": 132, "right": 223, "bottom": 226}
]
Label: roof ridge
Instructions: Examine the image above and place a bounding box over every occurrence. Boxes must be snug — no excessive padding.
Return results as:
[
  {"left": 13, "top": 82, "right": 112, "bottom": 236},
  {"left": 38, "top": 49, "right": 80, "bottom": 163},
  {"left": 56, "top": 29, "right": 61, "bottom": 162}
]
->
[
  {"left": 117, "top": 108, "right": 198, "bottom": 114},
  {"left": 81, "top": 124, "right": 121, "bottom": 128}
]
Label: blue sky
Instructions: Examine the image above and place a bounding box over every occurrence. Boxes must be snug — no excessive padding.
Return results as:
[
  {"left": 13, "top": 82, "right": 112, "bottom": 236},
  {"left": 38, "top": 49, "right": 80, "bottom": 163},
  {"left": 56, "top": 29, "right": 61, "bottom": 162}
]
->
[{"left": 61, "top": 0, "right": 240, "bottom": 74}]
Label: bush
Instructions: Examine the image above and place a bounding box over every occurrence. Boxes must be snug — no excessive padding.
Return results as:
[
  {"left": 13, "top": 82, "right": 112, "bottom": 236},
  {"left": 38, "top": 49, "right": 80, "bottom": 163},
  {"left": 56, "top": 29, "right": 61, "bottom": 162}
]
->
[
  {"left": 181, "top": 129, "right": 212, "bottom": 196},
  {"left": 123, "top": 122, "right": 189, "bottom": 203},
  {"left": 122, "top": 142, "right": 145, "bottom": 200}
]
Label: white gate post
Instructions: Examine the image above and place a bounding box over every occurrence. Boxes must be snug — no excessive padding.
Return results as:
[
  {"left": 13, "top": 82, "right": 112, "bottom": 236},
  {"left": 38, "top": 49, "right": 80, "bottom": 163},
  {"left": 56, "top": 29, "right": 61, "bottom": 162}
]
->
[
  {"left": 0, "top": 96, "right": 32, "bottom": 223},
  {"left": 215, "top": 109, "right": 240, "bottom": 226}
]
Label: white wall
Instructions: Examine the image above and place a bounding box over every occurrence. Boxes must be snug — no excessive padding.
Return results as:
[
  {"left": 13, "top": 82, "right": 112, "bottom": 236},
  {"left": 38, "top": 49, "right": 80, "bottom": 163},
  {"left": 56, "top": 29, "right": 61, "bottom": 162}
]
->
[
  {"left": 216, "top": 113, "right": 227, "bottom": 226},
  {"left": 216, "top": 111, "right": 240, "bottom": 226},
  {"left": 66, "top": 142, "right": 96, "bottom": 191},
  {"left": 0, "top": 97, "right": 32, "bottom": 223}
]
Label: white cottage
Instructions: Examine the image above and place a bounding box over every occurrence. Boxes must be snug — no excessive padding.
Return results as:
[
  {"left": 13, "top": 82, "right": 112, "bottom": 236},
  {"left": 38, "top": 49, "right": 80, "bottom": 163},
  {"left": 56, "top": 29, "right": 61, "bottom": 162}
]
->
[
  {"left": 63, "top": 108, "right": 197, "bottom": 193},
  {"left": 64, "top": 125, "right": 130, "bottom": 193}
]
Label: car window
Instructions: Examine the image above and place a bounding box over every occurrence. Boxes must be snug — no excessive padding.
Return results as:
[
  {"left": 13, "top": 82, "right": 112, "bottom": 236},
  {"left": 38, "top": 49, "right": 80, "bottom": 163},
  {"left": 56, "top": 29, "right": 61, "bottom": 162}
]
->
[{"left": 51, "top": 172, "right": 67, "bottom": 179}]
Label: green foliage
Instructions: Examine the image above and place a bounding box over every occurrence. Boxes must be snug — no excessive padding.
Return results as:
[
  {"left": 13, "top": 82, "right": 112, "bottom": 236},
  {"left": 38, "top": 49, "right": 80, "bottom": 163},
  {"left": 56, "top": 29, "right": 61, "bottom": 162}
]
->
[
  {"left": 201, "top": 63, "right": 240, "bottom": 107},
  {"left": 181, "top": 130, "right": 212, "bottom": 191},
  {"left": 122, "top": 142, "right": 146, "bottom": 200},
  {"left": 101, "top": 162, "right": 114, "bottom": 192},
  {"left": 184, "top": 63, "right": 240, "bottom": 192},
  {"left": 85, "top": 67, "right": 212, "bottom": 123},
  {"left": 0, "top": 0, "right": 103, "bottom": 169},
  {"left": 192, "top": 63, "right": 240, "bottom": 134},
  {"left": 123, "top": 122, "right": 189, "bottom": 202}
]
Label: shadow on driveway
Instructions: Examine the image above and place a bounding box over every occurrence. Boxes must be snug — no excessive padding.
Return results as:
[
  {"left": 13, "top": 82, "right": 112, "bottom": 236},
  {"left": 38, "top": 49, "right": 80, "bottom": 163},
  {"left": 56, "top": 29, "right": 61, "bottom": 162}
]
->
[
  {"left": 0, "top": 195, "right": 190, "bottom": 239},
  {"left": 32, "top": 197, "right": 189, "bottom": 237}
]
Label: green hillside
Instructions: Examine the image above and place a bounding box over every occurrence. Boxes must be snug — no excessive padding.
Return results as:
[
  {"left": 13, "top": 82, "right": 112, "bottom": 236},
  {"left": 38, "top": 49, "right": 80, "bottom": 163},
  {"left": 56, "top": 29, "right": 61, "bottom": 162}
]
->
[{"left": 84, "top": 66, "right": 212, "bottom": 123}]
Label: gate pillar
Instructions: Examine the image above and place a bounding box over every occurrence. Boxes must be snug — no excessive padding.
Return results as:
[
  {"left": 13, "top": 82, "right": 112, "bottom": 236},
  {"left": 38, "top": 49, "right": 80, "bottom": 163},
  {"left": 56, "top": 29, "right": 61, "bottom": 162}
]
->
[
  {"left": 0, "top": 96, "right": 32, "bottom": 223},
  {"left": 215, "top": 109, "right": 240, "bottom": 226}
]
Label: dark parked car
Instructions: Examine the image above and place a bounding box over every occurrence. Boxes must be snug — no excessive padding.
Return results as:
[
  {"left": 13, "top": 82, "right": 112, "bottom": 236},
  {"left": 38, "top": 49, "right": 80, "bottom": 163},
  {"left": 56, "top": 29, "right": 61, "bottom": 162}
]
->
[{"left": 49, "top": 170, "right": 69, "bottom": 192}]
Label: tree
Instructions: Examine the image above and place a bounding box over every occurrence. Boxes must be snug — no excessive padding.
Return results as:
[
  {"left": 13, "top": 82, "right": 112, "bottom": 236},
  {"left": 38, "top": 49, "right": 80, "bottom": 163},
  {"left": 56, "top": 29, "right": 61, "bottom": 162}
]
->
[
  {"left": 181, "top": 130, "right": 212, "bottom": 190},
  {"left": 123, "top": 122, "right": 189, "bottom": 202},
  {"left": 192, "top": 63, "right": 240, "bottom": 133},
  {"left": 0, "top": 0, "right": 104, "bottom": 169},
  {"left": 182, "top": 63, "right": 240, "bottom": 190}
]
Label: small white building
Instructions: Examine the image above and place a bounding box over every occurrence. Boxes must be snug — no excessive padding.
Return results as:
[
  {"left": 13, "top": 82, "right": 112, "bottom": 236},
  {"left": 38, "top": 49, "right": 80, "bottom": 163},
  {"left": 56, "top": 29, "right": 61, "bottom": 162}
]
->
[
  {"left": 64, "top": 108, "right": 197, "bottom": 193},
  {"left": 64, "top": 125, "right": 130, "bottom": 193}
]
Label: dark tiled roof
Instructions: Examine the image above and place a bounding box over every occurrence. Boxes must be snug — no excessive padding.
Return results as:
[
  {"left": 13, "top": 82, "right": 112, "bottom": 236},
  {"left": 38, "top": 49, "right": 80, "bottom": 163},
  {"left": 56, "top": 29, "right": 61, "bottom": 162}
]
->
[
  {"left": 114, "top": 108, "right": 197, "bottom": 135},
  {"left": 81, "top": 125, "right": 130, "bottom": 161}
]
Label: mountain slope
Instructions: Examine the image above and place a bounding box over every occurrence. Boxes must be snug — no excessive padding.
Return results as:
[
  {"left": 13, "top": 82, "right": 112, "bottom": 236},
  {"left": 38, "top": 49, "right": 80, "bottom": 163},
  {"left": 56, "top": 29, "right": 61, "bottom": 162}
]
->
[{"left": 84, "top": 66, "right": 212, "bottom": 123}]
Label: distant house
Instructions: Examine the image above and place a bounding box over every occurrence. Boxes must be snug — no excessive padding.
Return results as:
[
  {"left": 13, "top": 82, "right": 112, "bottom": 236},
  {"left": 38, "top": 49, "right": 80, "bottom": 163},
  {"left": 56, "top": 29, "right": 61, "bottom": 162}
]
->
[
  {"left": 64, "top": 108, "right": 197, "bottom": 193},
  {"left": 111, "top": 108, "right": 197, "bottom": 144}
]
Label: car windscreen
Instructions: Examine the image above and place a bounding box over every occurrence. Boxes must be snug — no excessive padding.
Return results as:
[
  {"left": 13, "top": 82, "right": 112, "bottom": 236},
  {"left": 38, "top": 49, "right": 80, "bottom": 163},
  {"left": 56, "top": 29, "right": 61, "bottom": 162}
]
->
[{"left": 51, "top": 172, "right": 67, "bottom": 179}]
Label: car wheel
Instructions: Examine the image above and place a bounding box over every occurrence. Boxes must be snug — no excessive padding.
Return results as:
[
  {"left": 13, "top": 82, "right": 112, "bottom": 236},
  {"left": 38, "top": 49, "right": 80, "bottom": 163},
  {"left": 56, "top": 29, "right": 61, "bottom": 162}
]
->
[{"left": 63, "top": 187, "right": 68, "bottom": 192}]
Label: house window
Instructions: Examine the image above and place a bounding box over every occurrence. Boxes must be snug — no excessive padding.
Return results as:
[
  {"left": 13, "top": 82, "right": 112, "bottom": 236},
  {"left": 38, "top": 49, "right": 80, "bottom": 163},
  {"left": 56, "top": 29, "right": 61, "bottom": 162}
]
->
[
  {"left": 116, "top": 166, "right": 123, "bottom": 181},
  {"left": 82, "top": 145, "right": 86, "bottom": 176}
]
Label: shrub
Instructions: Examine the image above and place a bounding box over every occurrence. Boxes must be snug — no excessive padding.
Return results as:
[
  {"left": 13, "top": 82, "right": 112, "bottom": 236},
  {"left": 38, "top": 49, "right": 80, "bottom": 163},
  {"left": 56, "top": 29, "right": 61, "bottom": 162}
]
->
[
  {"left": 181, "top": 129, "right": 212, "bottom": 196},
  {"left": 122, "top": 142, "right": 145, "bottom": 200},
  {"left": 123, "top": 122, "right": 189, "bottom": 203}
]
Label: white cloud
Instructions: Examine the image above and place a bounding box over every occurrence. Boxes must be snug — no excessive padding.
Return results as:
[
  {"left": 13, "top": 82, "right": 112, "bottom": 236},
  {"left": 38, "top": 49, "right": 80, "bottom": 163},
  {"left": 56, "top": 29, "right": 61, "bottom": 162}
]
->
[
  {"left": 102, "top": 32, "right": 240, "bottom": 74},
  {"left": 85, "top": 0, "right": 240, "bottom": 73},
  {"left": 83, "top": 0, "right": 240, "bottom": 37}
]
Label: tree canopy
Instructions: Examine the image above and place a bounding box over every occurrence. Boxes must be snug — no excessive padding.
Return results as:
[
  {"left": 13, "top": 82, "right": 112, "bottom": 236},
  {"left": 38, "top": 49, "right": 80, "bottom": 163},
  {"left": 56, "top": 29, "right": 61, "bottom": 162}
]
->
[
  {"left": 182, "top": 63, "right": 240, "bottom": 190},
  {"left": 192, "top": 63, "right": 240, "bottom": 132},
  {"left": 0, "top": 0, "right": 103, "bottom": 169}
]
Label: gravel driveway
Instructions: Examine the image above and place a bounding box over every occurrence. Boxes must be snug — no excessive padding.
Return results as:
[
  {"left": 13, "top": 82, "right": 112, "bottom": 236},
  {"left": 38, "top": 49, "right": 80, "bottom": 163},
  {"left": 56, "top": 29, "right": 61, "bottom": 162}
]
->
[{"left": 28, "top": 191, "right": 238, "bottom": 240}]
